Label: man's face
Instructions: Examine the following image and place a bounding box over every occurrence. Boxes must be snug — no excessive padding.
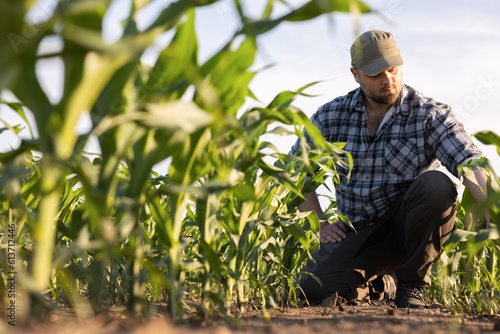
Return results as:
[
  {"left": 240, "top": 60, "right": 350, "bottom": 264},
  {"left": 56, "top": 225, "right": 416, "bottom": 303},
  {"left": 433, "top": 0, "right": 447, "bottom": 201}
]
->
[{"left": 351, "top": 66, "right": 403, "bottom": 105}]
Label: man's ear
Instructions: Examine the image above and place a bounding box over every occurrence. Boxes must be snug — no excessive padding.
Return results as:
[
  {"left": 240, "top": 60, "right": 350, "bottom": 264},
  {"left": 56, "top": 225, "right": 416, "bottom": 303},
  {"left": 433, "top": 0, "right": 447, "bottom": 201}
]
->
[{"left": 350, "top": 67, "right": 360, "bottom": 83}]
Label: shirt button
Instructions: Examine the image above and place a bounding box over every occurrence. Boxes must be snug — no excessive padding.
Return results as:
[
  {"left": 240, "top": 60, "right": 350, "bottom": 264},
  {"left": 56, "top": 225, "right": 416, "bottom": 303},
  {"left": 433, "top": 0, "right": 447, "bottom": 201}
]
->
[{"left": 365, "top": 176, "right": 369, "bottom": 180}]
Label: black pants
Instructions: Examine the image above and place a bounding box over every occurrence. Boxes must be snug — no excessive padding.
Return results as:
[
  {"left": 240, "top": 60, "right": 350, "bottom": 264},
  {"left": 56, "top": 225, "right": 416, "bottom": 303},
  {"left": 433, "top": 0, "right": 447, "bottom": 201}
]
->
[{"left": 299, "top": 170, "right": 457, "bottom": 303}]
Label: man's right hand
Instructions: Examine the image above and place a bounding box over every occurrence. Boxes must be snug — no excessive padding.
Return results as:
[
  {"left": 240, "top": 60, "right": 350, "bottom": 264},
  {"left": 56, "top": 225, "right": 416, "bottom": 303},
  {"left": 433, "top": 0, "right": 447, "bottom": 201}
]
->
[{"left": 320, "top": 222, "right": 348, "bottom": 244}]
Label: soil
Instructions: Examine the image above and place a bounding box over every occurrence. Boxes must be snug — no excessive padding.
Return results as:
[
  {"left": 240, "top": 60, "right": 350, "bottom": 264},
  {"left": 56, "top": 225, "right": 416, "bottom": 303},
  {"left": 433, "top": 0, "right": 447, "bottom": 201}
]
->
[{"left": 2, "top": 300, "right": 500, "bottom": 334}]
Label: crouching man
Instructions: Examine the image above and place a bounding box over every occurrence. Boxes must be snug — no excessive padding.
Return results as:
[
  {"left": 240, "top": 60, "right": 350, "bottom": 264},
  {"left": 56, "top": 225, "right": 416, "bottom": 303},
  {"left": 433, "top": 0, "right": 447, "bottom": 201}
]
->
[{"left": 290, "top": 30, "right": 489, "bottom": 308}]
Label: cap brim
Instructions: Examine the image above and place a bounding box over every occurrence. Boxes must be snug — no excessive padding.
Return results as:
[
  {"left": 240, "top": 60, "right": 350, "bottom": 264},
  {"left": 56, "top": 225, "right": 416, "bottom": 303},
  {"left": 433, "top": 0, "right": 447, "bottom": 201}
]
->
[{"left": 359, "top": 53, "right": 404, "bottom": 76}]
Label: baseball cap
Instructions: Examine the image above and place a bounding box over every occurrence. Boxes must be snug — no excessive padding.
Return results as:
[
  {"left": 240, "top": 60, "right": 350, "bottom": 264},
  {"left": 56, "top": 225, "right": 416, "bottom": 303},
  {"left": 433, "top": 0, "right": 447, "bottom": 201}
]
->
[{"left": 350, "top": 30, "right": 404, "bottom": 76}]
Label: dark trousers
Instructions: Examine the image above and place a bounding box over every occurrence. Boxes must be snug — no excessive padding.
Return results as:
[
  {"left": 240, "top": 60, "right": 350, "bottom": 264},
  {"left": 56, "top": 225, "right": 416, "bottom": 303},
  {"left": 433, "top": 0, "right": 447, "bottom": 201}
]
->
[{"left": 299, "top": 170, "right": 457, "bottom": 303}]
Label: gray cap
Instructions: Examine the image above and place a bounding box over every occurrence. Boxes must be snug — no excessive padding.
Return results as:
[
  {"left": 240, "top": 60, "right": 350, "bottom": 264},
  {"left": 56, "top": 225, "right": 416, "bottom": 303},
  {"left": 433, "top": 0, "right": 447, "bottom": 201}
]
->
[{"left": 350, "top": 30, "right": 404, "bottom": 75}]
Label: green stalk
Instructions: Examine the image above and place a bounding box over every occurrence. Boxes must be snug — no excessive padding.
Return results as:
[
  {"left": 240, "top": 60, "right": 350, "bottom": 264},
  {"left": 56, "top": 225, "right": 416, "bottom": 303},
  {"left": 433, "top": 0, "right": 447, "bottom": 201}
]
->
[
  {"left": 88, "top": 256, "right": 106, "bottom": 312},
  {"left": 226, "top": 256, "right": 236, "bottom": 312},
  {"left": 30, "top": 161, "right": 59, "bottom": 312},
  {"left": 166, "top": 245, "right": 179, "bottom": 317},
  {"left": 127, "top": 234, "right": 143, "bottom": 314}
]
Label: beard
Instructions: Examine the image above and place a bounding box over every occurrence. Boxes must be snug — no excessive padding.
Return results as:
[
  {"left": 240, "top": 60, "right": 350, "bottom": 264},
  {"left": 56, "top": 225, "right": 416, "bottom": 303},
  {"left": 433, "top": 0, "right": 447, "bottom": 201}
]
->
[{"left": 369, "top": 85, "right": 402, "bottom": 105}]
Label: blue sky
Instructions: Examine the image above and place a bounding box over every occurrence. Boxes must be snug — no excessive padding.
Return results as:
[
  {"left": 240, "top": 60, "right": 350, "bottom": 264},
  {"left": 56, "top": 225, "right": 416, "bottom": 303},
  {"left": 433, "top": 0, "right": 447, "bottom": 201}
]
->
[{"left": 1, "top": 0, "right": 500, "bottom": 191}]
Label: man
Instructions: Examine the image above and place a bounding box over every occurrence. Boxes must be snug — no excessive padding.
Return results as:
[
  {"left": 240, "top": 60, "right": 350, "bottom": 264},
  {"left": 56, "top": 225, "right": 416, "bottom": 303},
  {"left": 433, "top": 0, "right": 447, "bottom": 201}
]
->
[{"left": 290, "top": 30, "right": 489, "bottom": 308}]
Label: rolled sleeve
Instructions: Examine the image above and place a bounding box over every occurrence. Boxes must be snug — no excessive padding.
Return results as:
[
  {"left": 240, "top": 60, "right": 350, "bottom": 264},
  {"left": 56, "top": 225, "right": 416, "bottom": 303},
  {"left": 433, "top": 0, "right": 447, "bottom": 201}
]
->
[{"left": 426, "top": 106, "right": 483, "bottom": 178}]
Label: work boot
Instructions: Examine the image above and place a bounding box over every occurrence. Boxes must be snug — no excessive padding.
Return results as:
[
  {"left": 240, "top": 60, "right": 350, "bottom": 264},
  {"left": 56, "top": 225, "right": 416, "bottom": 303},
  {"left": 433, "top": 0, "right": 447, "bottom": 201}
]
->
[{"left": 395, "top": 280, "right": 427, "bottom": 308}]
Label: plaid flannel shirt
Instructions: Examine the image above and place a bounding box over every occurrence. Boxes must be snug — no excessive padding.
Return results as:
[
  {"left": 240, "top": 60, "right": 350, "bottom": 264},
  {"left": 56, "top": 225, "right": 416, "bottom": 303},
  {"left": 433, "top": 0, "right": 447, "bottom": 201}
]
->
[{"left": 290, "top": 84, "right": 483, "bottom": 226}]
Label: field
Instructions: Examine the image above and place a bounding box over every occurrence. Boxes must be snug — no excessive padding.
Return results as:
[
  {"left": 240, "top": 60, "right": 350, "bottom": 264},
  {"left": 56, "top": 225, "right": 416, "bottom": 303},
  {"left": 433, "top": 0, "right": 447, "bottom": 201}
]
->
[
  {"left": 1, "top": 0, "right": 500, "bottom": 332},
  {"left": 2, "top": 301, "right": 500, "bottom": 334}
]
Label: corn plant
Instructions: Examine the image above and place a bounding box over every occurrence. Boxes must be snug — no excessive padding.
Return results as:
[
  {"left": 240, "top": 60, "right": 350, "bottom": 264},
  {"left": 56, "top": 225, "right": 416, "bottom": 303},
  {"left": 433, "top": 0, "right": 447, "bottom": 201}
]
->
[
  {"left": 0, "top": 0, "right": 369, "bottom": 321},
  {"left": 429, "top": 131, "right": 500, "bottom": 315}
]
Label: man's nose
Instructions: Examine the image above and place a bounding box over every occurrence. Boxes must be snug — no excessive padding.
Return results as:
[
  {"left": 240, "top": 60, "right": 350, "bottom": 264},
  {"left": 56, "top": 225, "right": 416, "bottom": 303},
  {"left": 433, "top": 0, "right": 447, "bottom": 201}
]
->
[{"left": 381, "top": 70, "right": 395, "bottom": 84}]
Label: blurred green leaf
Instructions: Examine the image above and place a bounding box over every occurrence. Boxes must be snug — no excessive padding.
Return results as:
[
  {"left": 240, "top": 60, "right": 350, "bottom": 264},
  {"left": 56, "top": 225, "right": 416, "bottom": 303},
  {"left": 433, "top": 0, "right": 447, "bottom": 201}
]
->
[
  {"left": 0, "top": 99, "right": 33, "bottom": 137},
  {"left": 241, "top": 0, "right": 371, "bottom": 36},
  {"left": 285, "top": 0, "right": 371, "bottom": 21},
  {"left": 141, "top": 9, "right": 198, "bottom": 102},
  {"left": 475, "top": 131, "right": 500, "bottom": 155},
  {"left": 0, "top": 122, "right": 23, "bottom": 135},
  {"left": 93, "top": 101, "right": 213, "bottom": 136},
  {"left": 199, "top": 38, "right": 257, "bottom": 115},
  {"left": 146, "top": 0, "right": 218, "bottom": 32}
]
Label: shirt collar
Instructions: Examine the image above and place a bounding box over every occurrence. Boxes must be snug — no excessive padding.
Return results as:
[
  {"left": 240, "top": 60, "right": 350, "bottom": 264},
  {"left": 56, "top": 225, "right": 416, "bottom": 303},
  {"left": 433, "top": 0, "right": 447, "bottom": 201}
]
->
[
  {"left": 349, "top": 88, "right": 364, "bottom": 113},
  {"left": 397, "top": 85, "right": 410, "bottom": 115},
  {"left": 349, "top": 85, "right": 410, "bottom": 116}
]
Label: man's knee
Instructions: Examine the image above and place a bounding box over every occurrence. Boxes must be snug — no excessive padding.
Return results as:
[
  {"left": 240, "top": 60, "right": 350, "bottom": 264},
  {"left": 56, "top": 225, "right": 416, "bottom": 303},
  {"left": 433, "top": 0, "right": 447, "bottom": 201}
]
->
[
  {"left": 400, "top": 170, "right": 457, "bottom": 251},
  {"left": 405, "top": 170, "right": 457, "bottom": 207}
]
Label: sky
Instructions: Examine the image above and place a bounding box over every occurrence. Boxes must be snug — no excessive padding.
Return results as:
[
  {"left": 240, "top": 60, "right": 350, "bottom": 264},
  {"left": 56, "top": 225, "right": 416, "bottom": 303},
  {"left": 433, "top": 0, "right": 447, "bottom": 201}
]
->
[{"left": 1, "top": 0, "right": 500, "bottom": 204}]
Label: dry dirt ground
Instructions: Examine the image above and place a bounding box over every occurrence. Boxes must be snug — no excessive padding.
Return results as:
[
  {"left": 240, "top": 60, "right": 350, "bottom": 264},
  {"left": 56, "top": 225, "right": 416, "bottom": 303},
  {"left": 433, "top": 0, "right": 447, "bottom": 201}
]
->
[{"left": 2, "top": 300, "right": 500, "bottom": 334}]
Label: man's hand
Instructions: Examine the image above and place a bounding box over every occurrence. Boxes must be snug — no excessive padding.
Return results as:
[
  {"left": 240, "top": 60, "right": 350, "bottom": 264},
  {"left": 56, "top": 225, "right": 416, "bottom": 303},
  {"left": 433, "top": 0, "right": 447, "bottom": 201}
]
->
[
  {"left": 462, "top": 167, "right": 490, "bottom": 227},
  {"left": 297, "top": 192, "right": 349, "bottom": 243},
  {"left": 320, "top": 222, "right": 348, "bottom": 244}
]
